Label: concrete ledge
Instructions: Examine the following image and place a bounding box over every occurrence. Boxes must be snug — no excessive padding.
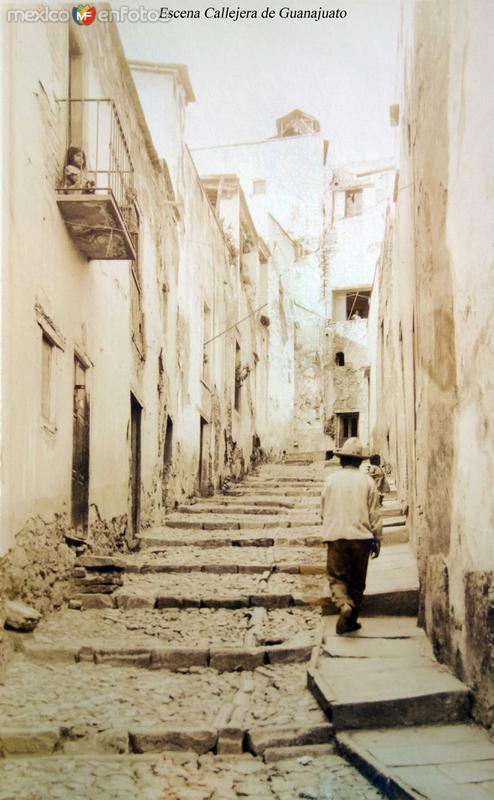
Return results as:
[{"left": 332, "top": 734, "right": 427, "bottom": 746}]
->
[
  {"left": 200, "top": 595, "right": 249, "bottom": 609},
  {"left": 21, "top": 644, "right": 78, "bottom": 664},
  {"left": 266, "top": 644, "right": 313, "bottom": 665},
  {"left": 247, "top": 723, "right": 334, "bottom": 756},
  {"left": 263, "top": 743, "right": 334, "bottom": 763},
  {"left": 361, "top": 590, "right": 419, "bottom": 617},
  {"left": 150, "top": 648, "right": 209, "bottom": 670},
  {"left": 210, "top": 647, "right": 264, "bottom": 672},
  {"left": 115, "top": 592, "right": 156, "bottom": 610},
  {"left": 250, "top": 594, "right": 293, "bottom": 609},
  {"left": 22, "top": 643, "right": 312, "bottom": 672},
  {"left": 129, "top": 727, "right": 217, "bottom": 755},
  {"left": 0, "top": 729, "right": 60, "bottom": 757},
  {"left": 155, "top": 596, "right": 201, "bottom": 609},
  {"left": 93, "top": 649, "right": 152, "bottom": 668},
  {"left": 331, "top": 690, "right": 472, "bottom": 730}
]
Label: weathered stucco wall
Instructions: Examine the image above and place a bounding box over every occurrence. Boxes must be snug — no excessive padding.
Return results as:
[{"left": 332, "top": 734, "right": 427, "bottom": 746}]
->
[
  {"left": 1, "top": 19, "right": 178, "bottom": 615},
  {"left": 0, "top": 21, "right": 268, "bottom": 623},
  {"left": 369, "top": 0, "right": 494, "bottom": 723}
]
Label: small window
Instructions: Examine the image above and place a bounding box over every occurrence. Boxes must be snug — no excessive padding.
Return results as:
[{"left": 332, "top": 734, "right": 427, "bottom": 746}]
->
[
  {"left": 41, "top": 334, "right": 54, "bottom": 421},
  {"left": 335, "top": 352, "right": 345, "bottom": 366},
  {"left": 253, "top": 179, "right": 266, "bottom": 195},
  {"left": 346, "top": 290, "right": 371, "bottom": 320},
  {"left": 345, "top": 189, "right": 363, "bottom": 217}
]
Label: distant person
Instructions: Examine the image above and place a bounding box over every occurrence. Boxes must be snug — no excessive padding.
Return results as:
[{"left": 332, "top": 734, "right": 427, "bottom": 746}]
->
[
  {"left": 351, "top": 309, "right": 361, "bottom": 320},
  {"left": 368, "top": 453, "right": 390, "bottom": 506},
  {"left": 321, "top": 437, "right": 382, "bottom": 635}
]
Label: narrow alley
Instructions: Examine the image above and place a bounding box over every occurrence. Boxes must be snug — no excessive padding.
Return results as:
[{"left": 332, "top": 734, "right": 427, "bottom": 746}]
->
[{"left": 0, "top": 461, "right": 388, "bottom": 799}]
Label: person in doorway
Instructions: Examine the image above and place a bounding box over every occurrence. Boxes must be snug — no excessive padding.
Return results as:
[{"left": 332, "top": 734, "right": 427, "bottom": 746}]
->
[
  {"left": 367, "top": 453, "right": 390, "bottom": 506},
  {"left": 351, "top": 309, "right": 361, "bottom": 320},
  {"left": 321, "top": 437, "right": 382, "bottom": 635}
]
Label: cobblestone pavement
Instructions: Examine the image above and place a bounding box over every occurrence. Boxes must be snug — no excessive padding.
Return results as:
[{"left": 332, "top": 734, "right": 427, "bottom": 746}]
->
[
  {"left": 0, "top": 463, "right": 385, "bottom": 799},
  {"left": 0, "top": 752, "right": 384, "bottom": 800},
  {"left": 23, "top": 606, "right": 321, "bottom": 650}
]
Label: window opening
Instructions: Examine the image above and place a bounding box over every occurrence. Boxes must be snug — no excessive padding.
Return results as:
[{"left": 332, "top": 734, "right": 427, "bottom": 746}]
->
[
  {"left": 345, "top": 189, "right": 363, "bottom": 217},
  {"left": 346, "top": 290, "right": 370, "bottom": 320},
  {"left": 336, "top": 412, "right": 359, "bottom": 447},
  {"left": 335, "top": 351, "right": 345, "bottom": 367}
]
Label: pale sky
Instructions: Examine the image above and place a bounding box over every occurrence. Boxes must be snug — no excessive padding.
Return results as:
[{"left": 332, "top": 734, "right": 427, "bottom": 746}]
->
[{"left": 118, "top": 0, "right": 401, "bottom": 165}]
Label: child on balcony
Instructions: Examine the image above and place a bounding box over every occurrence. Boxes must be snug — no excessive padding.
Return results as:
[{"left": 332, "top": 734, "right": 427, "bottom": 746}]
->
[{"left": 64, "top": 146, "right": 95, "bottom": 193}]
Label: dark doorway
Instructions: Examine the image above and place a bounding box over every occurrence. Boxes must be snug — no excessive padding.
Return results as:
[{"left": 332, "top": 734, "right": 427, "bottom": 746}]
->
[
  {"left": 72, "top": 356, "right": 90, "bottom": 536},
  {"left": 336, "top": 412, "right": 359, "bottom": 447},
  {"left": 130, "top": 394, "right": 142, "bottom": 538},
  {"left": 162, "top": 414, "right": 173, "bottom": 506},
  {"left": 198, "top": 416, "right": 209, "bottom": 496}
]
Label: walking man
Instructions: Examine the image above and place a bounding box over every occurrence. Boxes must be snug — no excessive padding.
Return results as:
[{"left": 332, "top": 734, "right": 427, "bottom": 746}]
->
[{"left": 321, "top": 437, "right": 382, "bottom": 635}]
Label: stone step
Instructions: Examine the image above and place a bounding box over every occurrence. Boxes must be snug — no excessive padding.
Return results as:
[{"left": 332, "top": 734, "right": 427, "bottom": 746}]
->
[
  {"left": 247, "top": 722, "right": 334, "bottom": 756},
  {"left": 205, "top": 495, "right": 319, "bottom": 507},
  {"left": 0, "top": 660, "right": 327, "bottom": 758},
  {"left": 308, "top": 617, "right": 471, "bottom": 731},
  {"left": 176, "top": 504, "right": 303, "bottom": 516},
  {"left": 139, "top": 523, "right": 407, "bottom": 551},
  {"left": 226, "top": 486, "right": 321, "bottom": 497},
  {"left": 18, "top": 606, "right": 321, "bottom": 656},
  {"left": 164, "top": 513, "right": 320, "bottom": 530},
  {"left": 380, "top": 502, "right": 404, "bottom": 518},
  {"left": 21, "top": 641, "right": 314, "bottom": 671},
  {"left": 243, "top": 477, "right": 325, "bottom": 486},
  {"left": 336, "top": 724, "right": 494, "bottom": 800}
]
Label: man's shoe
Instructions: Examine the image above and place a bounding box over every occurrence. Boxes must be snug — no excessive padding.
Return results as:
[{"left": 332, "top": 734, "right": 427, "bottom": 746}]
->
[
  {"left": 345, "top": 621, "right": 362, "bottom": 633},
  {"left": 336, "top": 604, "right": 353, "bottom": 635}
]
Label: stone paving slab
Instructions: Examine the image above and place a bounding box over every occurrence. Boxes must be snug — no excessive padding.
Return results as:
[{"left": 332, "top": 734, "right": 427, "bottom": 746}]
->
[
  {"left": 336, "top": 725, "right": 494, "bottom": 800},
  {"left": 309, "top": 617, "right": 471, "bottom": 730},
  {"left": 0, "top": 751, "right": 385, "bottom": 799}
]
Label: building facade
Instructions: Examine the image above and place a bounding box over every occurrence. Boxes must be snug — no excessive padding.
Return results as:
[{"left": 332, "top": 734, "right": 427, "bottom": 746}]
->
[
  {"left": 0, "top": 19, "right": 294, "bottom": 626},
  {"left": 369, "top": 0, "right": 494, "bottom": 723},
  {"left": 192, "top": 111, "right": 330, "bottom": 453},
  {"left": 323, "top": 163, "right": 395, "bottom": 451}
]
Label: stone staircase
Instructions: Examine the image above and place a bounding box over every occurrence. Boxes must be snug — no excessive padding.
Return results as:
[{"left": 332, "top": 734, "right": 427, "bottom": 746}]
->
[{"left": 1, "top": 462, "right": 489, "bottom": 800}]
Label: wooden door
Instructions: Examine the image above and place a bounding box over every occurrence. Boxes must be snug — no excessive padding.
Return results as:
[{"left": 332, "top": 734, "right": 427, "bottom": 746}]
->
[
  {"left": 130, "top": 394, "right": 142, "bottom": 537},
  {"left": 72, "top": 357, "right": 90, "bottom": 535}
]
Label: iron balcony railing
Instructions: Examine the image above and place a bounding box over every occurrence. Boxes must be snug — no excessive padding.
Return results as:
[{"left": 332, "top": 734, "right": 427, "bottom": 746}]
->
[{"left": 57, "top": 98, "right": 135, "bottom": 224}]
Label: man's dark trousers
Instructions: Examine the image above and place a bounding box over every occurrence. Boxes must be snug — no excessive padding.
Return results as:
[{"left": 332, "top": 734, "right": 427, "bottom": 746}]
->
[{"left": 326, "top": 539, "right": 373, "bottom": 619}]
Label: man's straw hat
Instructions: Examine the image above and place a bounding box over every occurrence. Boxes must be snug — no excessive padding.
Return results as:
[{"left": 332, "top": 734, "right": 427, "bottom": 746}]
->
[{"left": 335, "top": 437, "right": 368, "bottom": 460}]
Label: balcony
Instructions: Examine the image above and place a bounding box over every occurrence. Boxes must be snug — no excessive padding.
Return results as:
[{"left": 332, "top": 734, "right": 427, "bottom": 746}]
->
[{"left": 56, "top": 99, "right": 136, "bottom": 260}]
